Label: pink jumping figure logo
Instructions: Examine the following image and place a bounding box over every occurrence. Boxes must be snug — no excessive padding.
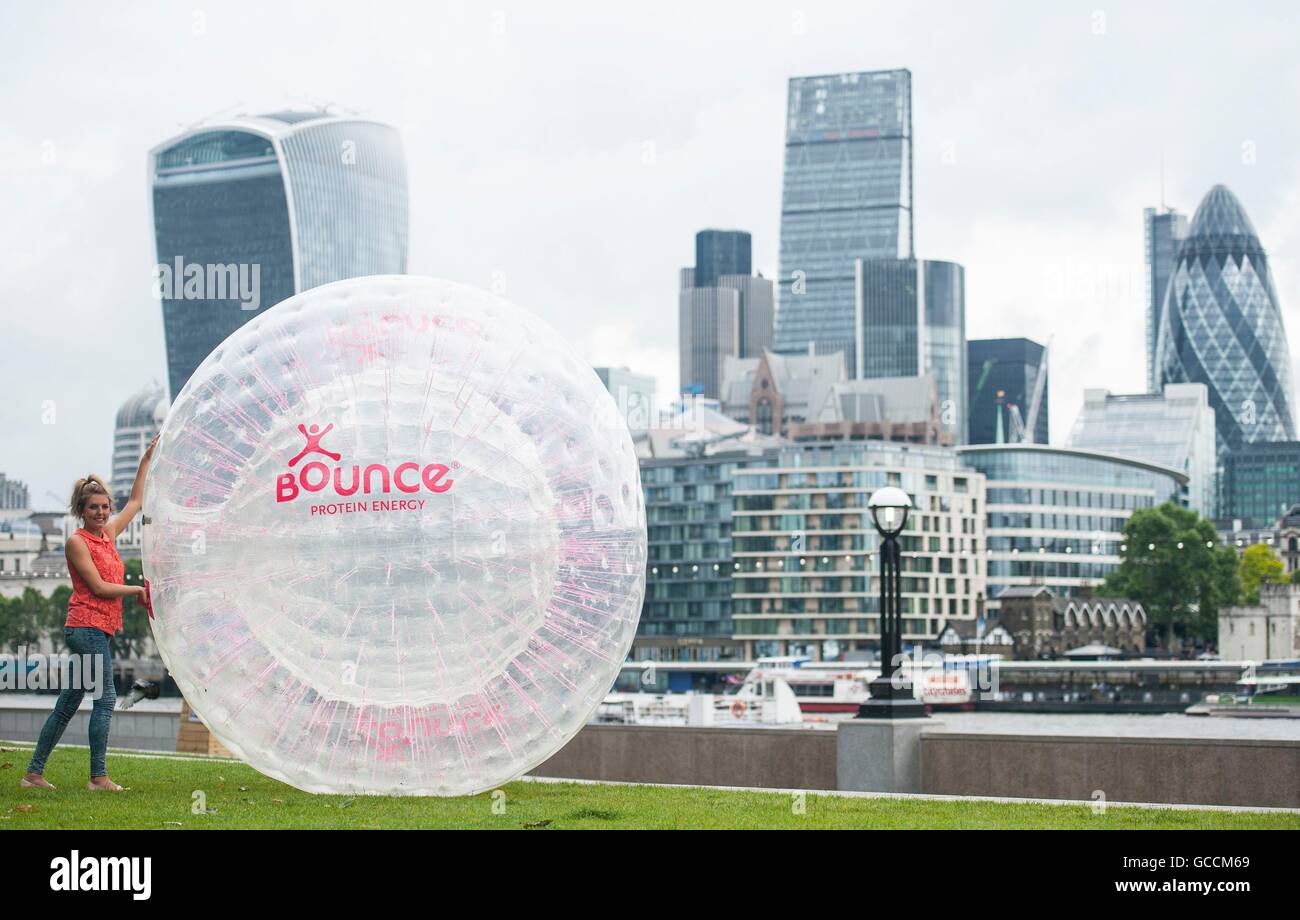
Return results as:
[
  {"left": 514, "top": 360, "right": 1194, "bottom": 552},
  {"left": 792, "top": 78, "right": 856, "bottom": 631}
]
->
[
  {"left": 288, "top": 423, "right": 342, "bottom": 467},
  {"left": 275, "top": 420, "right": 456, "bottom": 503}
]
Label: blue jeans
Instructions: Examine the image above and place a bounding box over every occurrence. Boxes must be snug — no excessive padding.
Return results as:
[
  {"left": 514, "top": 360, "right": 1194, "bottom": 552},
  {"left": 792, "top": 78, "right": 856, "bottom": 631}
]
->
[{"left": 27, "top": 626, "right": 116, "bottom": 778}]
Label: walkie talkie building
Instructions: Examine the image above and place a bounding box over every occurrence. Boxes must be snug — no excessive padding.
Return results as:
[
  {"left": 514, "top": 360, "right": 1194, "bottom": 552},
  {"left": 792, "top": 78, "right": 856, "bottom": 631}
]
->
[{"left": 149, "top": 111, "right": 409, "bottom": 400}]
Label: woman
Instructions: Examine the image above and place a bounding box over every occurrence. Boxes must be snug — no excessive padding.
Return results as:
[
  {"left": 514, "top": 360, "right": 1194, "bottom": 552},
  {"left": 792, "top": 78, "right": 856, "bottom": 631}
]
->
[{"left": 21, "top": 435, "right": 158, "bottom": 791}]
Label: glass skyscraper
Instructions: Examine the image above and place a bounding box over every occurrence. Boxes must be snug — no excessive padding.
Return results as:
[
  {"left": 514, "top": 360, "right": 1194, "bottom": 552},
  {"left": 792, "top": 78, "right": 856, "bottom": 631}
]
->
[
  {"left": 679, "top": 228, "right": 773, "bottom": 400},
  {"left": 1066, "top": 383, "right": 1217, "bottom": 517},
  {"left": 1223, "top": 441, "right": 1300, "bottom": 528},
  {"left": 693, "top": 229, "right": 752, "bottom": 288},
  {"left": 678, "top": 287, "right": 739, "bottom": 400},
  {"left": 1155, "top": 185, "right": 1295, "bottom": 459},
  {"left": 149, "top": 111, "right": 409, "bottom": 400},
  {"left": 959, "top": 445, "right": 1187, "bottom": 609},
  {"left": 855, "top": 258, "right": 966, "bottom": 444},
  {"left": 1144, "top": 207, "right": 1187, "bottom": 393},
  {"left": 967, "top": 338, "right": 1049, "bottom": 445},
  {"left": 775, "top": 70, "right": 913, "bottom": 375},
  {"left": 717, "top": 273, "right": 775, "bottom": 361}
]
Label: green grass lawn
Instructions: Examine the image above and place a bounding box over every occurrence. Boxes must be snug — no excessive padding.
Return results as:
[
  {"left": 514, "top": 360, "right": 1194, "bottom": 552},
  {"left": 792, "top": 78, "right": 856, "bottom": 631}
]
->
[{"left": 2, "top": 744, "right": 1296, "bottom": 830}]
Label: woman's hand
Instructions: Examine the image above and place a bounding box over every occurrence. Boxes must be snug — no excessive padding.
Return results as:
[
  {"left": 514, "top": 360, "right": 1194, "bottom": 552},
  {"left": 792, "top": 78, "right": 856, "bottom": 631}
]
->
[
  {"left": 133, "top": 585, "right": 148, "bottom": 601},
  {"left": 108, "top": 434, "right": 159, "bottom": 540}
]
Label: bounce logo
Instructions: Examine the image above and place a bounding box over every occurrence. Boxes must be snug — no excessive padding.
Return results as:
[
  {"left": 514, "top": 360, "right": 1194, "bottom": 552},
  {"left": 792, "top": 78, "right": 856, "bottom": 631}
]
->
[{"left": 276, "top": 423, "right": 455, "bottom": 514}]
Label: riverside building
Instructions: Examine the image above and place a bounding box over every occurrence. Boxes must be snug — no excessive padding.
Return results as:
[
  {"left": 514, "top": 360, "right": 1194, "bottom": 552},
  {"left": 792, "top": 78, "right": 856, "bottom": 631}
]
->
[{"left": 730, "top": 442, "right": 986, "bottom": 660}]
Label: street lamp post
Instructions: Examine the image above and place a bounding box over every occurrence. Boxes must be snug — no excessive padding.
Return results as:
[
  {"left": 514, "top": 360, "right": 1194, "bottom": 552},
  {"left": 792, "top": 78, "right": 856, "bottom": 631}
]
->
[{"left": 858, "top": 486, "right": 927, "bottom": 719}]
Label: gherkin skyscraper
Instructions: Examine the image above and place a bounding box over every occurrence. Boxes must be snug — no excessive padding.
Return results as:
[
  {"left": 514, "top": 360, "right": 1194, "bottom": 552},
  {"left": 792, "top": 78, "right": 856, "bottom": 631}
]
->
[{"left": 1156, "top": 185, "right": 1295, "bottom": 460}]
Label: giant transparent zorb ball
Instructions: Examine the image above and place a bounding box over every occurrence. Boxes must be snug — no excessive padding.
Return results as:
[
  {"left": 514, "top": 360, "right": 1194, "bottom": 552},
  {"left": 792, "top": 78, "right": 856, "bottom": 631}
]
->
[{"left": 143, "top": 275, "right": 646, "bottom": 796}]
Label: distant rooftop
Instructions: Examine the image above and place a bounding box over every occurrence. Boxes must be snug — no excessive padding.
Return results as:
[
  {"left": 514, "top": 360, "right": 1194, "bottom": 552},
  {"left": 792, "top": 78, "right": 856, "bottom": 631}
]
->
[
  {"left": 116, "top": 380, "right": 166, "bottom": 429},
  {"left": 255, "top": 110, "right": 332, "bottom": 125}
]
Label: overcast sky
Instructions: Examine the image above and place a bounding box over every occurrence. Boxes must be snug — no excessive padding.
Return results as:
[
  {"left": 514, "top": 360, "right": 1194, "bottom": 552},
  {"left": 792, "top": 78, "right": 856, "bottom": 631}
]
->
[{"left": 3, "top": 0, "right": 1300, "bottom": 509}]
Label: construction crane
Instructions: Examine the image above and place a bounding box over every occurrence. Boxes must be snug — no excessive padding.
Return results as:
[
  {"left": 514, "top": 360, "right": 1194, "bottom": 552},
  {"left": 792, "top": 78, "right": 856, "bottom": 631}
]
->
[
  {"left": 1005, "top": 400, "right": 1026, "bottom": 443},
  {"left": 1021, "top": 338, "right": 1050, "bottom": 443},
  {"left": 995, "top": 338, "right": 1051, "bottom": 444}
]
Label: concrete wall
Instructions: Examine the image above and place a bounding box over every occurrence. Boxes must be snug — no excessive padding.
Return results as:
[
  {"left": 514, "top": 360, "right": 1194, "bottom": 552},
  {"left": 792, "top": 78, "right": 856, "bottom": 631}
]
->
[
  {"left": 0, "top": 706, "right": 178, "bottom": 753},
  {"left": 536, "top": 724, "right": 1300, "bottom": 809},
  {"left": 922, "top": 732, "right": 1300, "bottom": 809},
  {"left": 533, "top": 724, "right": 838, "bottom": 790}
]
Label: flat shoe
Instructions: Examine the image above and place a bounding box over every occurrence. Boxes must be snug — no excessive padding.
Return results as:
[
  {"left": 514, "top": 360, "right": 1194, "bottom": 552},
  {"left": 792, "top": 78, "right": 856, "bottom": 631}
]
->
[
  {"left": 86, "top": 780, "right": 126, "bottom": 792},
  {"left": 20, "top": 776, "right": 56, "bottom": 789}
]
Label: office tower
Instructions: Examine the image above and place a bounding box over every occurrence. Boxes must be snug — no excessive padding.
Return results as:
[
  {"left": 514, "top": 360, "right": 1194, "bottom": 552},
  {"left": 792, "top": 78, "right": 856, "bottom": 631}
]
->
[
  {"left": 149, "top": 110, "right": 409, "bottom": 399},
  {"left": 1155, "top": 185, "right": 1295, "bottom": 459},
  {"left": 967, "top": 338, "right": 1049, "bottom": 445},
  {"left": 731, "top": 442, "right": 986, "bottom": 660},
  {"left": 1222, "top": 441, "right": 1300, "bottom": 528},
  {"left": 0, "top": 473, "right": 29, "bottom": 511},
  {"left": 111, "top": 381, "right": 168, "bottom": 508},
  {"left": 679, "top": 230, "right": 774, "bottom": 401},
  {"left": 694, "top": 229, "right": 751, "bottom": 288},
  {"left": 1144, "top": 207, "right": 1187, "bottom": 393},
  {"left": 594, "top": 367, "right": 657, "bottom": 434},
  {"left": 1066, "top": 383, "right": 1217, "bottom": 517},
  {"left": 959, "top": 444, "right": 1187, "bottom": 609},
  {"left": 774, "top": 69, "right": 913, "bottom": 374},
  {"left": 679, "top": 287, "right": 739, "bottom": 400},
  {"left": 855, "top": 258, "right": 966, "bottom": 443},
  {"left": 717, "top": 273, "right": 775, "bottom": 359}
]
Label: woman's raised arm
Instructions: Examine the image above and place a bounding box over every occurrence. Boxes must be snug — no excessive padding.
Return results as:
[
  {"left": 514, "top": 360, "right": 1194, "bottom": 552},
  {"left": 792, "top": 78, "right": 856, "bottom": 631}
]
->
[{"left": 108, "top": 434, "right": 159, "bottom": 540}]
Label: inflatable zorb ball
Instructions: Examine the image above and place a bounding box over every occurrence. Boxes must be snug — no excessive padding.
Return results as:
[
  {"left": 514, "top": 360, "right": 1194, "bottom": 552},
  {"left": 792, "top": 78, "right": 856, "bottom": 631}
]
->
[{"left": 143, "top": 275, "right": 646, "bottom": 796}]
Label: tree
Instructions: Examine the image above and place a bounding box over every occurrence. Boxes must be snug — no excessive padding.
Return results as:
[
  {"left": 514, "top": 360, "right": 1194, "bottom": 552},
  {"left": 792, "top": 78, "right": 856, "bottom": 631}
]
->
[
  {"left": 1239, "top": 543, "right": 1287, "bottom": 604},
  {"left": 4, "top": 588, "right": 49, "bottom": 653},
  {"left": 0, "top": 587, "right": 74, "bottom": 652},
  {"left": 45, "top": 585, "right": 71, "bottom": 649},
  {"left": 0, "top": 596, "right": 14, "bottom": 651},
  {"left": 1102, "top": 502, "right": 1240, "bottom": 652}
]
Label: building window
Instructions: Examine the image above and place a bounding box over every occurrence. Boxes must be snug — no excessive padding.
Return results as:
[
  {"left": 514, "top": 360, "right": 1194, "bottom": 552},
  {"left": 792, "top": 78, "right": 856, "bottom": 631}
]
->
[{"left": 757, "top": 398, "right": 774, "bottom": 435}]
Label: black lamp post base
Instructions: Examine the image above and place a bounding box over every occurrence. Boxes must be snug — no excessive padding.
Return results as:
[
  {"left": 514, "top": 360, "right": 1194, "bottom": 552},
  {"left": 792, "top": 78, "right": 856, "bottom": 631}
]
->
[
  {"left": 856, "top": 676, "right": 929, "bottom": 719},
  {"left": 855, "top": 697, "right": 929, "bottom": 719}
]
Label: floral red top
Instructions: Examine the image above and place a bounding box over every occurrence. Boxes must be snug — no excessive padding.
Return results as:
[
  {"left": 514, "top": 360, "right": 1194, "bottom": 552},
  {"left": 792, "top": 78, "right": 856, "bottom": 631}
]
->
[{"left": 65, "top": 528, "right": 124, "bottom": 635}]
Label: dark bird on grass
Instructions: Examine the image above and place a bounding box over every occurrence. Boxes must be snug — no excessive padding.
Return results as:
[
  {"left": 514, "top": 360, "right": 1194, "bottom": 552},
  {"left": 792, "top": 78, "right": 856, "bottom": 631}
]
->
[{"left": 118, "top": 680, "right": 161, "bottom": 710}]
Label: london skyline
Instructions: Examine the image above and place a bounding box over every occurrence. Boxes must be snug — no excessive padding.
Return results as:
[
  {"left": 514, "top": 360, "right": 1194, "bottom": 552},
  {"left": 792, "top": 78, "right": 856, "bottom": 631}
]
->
[{"left": 4, "top": 0, "right": 1300, "bottom": 506}]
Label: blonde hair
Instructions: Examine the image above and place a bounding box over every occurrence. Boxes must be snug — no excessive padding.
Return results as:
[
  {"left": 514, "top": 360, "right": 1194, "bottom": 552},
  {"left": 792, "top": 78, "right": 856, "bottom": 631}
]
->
[{"left": 70, "top": 475, "right": 113, "bottom": 521}]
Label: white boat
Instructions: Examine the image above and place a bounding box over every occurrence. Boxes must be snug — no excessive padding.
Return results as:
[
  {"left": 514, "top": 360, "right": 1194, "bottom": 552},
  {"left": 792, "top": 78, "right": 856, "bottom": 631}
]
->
[
  {"left": 735, "top": 656, "right": 979, "bottom": 712},
  {"left": 596, "top": 673, "right": 805, "bottom": 726},
  {"left": 596, "top": 655, "right": 983, "bottom": 725}
]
